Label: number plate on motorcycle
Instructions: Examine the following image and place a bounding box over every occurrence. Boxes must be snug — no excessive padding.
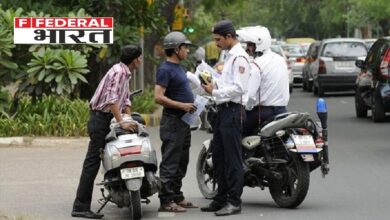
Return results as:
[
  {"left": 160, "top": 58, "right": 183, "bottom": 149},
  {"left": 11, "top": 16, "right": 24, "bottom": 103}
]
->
[
  {"left": 120, "top": 167, "right": 145, "bottom": 179},
  {"left": 291, "top": 135, "right": 317, "bottom": 153}
]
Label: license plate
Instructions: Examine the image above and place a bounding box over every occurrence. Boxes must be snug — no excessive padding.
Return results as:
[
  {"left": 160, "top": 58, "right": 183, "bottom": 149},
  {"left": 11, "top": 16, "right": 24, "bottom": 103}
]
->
[
  {"left": 291, "top": 135, "right": 317, "bottom": 153},
  {"left": 301, "top": 154, "right": 315, "bottom": 162},
  {"left": 335, "top": 61, "right": 354, "bottom": 68},
  {"left": 120, "top": 167, "right": 145, "bottom": 179}
]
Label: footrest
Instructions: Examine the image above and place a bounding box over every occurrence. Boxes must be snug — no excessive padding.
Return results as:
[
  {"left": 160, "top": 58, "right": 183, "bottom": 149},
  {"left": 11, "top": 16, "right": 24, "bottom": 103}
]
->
[{"left": 268, "top": 158, "right": 288, "bottom": 164}]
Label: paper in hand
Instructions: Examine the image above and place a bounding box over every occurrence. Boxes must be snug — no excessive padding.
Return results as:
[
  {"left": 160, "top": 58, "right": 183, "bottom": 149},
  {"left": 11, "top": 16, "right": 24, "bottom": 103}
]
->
[{"left": 181, "top": 95, "right": 209, "bottom": 126}]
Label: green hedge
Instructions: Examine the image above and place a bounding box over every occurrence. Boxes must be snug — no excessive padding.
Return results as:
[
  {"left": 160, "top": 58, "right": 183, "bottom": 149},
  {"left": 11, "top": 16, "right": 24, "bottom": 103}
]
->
[
  {"left": 0, "top": 96, "right": 89, "bottom": 137},
  {"left": 0, "top": 89, "right": 158, "bottom": 137}
]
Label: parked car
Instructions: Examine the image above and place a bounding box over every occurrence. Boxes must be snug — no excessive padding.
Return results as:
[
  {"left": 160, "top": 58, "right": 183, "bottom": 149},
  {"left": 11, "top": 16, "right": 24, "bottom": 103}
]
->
[
  {"left": 271, "top": 44, "right": 293, "bottom": 93},
  {"left": 310, "top": 38, "right": 368, "bottom": 96},
  {"left": 285, "top": 37, "right": 316, "bottom": 44},
  {"left": 281, "top": 43, "right": 307, "bottom": 84},
  {"left": 354, "top": 37, "right": 390, "bottom": 122},
  {"left": 302, "top": 41, "right": 321, "bottom": 91},
  {"left": 363, "top": 38, "right": 377, "bottom": 50}
]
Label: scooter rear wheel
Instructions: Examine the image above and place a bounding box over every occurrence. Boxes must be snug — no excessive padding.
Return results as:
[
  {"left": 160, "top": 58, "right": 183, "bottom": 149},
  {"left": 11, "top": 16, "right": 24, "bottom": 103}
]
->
[{"left": 129, "top": 190, "right": 142, "bottom": 220}]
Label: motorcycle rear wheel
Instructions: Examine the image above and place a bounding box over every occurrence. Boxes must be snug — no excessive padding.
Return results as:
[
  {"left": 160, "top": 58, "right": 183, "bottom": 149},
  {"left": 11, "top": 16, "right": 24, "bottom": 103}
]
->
[
  {"left": 196, "top": 146, "right": 218, "bottom": 199},
  {"left": 269, "top": 153, "right": 310, "bottom": 208},
  {"left": 129, "top": 190, "right": 142, "bottom": 220}
]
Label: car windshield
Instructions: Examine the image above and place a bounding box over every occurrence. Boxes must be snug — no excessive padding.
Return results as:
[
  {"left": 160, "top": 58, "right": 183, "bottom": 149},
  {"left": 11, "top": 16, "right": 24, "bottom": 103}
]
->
[
  {"left": 281, "top": 44, "right": 305, "bottom": 57},
  {"left": 322, "top": 42, "right": 367, "bottom": 57},
  {"left": 271, "top": 45, "right": 284, "bottom": 57}
]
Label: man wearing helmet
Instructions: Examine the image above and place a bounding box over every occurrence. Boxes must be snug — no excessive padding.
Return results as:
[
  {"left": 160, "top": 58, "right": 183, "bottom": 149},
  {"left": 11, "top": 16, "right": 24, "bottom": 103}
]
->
[
  {"left": 201, "top": 20, "right": 250, "bottom": 216},
  {"left": 72, "top": 45, "right": 142, "bottom": 219},
  {"left": 240, "top": 26, "right": 290, "bottom": 136},
  {"left": 154, "top": 31, "right": 198, "bottom": 212}
]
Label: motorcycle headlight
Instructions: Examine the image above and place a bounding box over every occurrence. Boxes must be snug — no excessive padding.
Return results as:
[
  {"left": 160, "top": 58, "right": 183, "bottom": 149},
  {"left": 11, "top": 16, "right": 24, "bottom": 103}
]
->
[{"left": 141, "top": 139, "right": 152, "bottom": 157}]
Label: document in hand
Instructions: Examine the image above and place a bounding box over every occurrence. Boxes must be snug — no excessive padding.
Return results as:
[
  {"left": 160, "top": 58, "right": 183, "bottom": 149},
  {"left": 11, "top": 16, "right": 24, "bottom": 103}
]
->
[{"left": 181, "top": 95, "right": 208, "bottom": 126}]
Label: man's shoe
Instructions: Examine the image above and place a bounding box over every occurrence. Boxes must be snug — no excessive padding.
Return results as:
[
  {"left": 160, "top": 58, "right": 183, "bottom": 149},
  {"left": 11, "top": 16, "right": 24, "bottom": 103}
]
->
[
  {"left": 215, "top": 203, "right": 241, "bottom": 216},
  {"left": 200, "top": 201, "right": 225, "bottom": 212},
  {"left": 71, "top": 210, "right": 104, "bottom": 219}
]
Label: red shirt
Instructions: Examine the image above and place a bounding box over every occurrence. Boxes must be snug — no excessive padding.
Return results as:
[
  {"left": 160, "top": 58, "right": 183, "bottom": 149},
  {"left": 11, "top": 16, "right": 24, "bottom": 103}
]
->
[{"left": 89, "top": 62, "right": 131, "bottom": 113}]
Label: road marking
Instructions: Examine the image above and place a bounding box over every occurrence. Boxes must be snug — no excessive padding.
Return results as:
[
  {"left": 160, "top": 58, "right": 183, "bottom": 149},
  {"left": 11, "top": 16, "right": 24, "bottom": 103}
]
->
[
  {"left": 340, "top": 100, "right": 348, "bottom": 104},
  {"left": 158, "top": 212, "right": 175, "bottom": 218}
]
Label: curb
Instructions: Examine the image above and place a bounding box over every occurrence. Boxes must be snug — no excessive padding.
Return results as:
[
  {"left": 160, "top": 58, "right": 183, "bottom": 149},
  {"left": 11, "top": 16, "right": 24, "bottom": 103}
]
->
[
  {"left": 0, "top": 137, "right": 89, "bottom": 147},
  {"left": 141, "top": 106, "right": 162, "bottom": 127}
]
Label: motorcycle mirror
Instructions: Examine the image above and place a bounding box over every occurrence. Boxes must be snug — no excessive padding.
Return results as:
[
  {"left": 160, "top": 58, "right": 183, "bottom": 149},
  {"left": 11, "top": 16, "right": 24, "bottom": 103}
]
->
[{"left": 130, "top": 89, "right": 143, "bottom": 100}]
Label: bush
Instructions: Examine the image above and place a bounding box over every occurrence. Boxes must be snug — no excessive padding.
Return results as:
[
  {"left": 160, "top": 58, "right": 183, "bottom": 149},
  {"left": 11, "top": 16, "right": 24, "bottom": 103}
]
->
[
  {"left": 131, "top": 88, "right": 158, "bottom": 114},
  {"left": 0, "top": 88, "right": 158, "bottom": 137},
  {"left": 0, "top": 95, "right": 89, "bottom": 137}
]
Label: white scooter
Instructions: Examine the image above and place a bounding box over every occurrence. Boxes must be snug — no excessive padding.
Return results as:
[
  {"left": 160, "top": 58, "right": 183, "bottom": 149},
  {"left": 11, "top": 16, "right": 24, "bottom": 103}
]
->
[{"left": 96, "top": 90, "right": 160, "bottom": 220}]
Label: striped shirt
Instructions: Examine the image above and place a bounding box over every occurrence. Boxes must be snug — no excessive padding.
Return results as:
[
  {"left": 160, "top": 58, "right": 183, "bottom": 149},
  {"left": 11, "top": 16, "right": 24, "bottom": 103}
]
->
[{"left": 89, "top": 62, "right": 132, "bottom": 113}]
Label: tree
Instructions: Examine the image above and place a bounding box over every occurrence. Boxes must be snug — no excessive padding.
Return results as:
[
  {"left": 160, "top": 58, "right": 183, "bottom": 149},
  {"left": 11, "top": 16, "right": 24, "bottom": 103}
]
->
[{"left": 355, "top": 0, "right": 390, "bottom": 35}]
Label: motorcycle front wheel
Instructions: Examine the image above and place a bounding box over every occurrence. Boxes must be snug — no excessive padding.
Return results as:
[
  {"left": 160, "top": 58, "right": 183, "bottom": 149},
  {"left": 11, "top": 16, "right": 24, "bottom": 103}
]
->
[
  {"left": 129, "top": 190, "right": 142, "bottom": 220},
  {"left": 196, "top": 146, "right": 218, "bottom": 199},
  {"left": 269, "top": 153, "right": 310, "bottom": 208}
]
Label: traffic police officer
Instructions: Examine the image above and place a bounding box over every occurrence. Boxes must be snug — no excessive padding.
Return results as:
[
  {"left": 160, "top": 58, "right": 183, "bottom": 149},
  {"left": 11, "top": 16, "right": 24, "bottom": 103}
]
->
[
  {"left": 244, "top": 26, "right": 290, "bottom": 136},
  {"left": 201, "top": 20, "right": 250, "bottom": 216}
]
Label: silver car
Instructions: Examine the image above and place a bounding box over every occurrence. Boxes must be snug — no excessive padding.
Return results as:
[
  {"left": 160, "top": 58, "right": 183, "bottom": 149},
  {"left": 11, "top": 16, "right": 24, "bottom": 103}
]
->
[
  {"left": 310, "top": 38, "right": 367, "bottom": 96},
  {"left": 281, "top": 43, "right": 307, "bottom": 84},
  {"left": 302, "top": 41, "right": 321, "bottom": 92}
]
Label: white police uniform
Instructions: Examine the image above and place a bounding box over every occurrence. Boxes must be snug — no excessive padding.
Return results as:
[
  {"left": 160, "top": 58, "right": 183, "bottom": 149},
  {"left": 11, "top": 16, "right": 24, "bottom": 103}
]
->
[
  {"left": 246, "top": 49, "right": 289, "bottom": 110},
  {"left": 213, "top": 42, "right": 250, "bottom": 105}
]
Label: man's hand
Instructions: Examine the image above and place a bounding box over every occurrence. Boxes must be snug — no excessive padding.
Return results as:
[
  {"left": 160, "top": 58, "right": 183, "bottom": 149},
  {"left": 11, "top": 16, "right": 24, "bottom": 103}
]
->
[
  {"left": 181, "top": 103, "right": 197, "bottom": 114},
  {"left": 120, "top": 121, "right": 138, "bottom": 132},
  {"left": 201, "top": 81, "right": 214, "bottom": 95}
]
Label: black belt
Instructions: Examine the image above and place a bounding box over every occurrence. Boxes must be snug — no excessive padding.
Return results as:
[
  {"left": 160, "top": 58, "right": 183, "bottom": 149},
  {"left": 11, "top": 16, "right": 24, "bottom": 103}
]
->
[
  {"left": 260, "top": 105, "right": 285, "bottom": 110},
  {"left": 90, "top": 110, "right": 113, "bottom": 119},
  {"left": 217, "top": 101, "right": 241, "bottom": 110}
]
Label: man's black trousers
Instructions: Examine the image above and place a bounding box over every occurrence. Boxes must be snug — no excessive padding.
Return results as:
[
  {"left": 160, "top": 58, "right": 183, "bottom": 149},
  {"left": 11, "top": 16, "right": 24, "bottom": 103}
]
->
[
  {"left": 73, "top": 111, "right": 112, "bottom": 211},
  {"left": 158, "top": 113, "right": 191, "bottom": 205},
  {"left": 212, "top": 102, "right": 244, "bottom": 207}
]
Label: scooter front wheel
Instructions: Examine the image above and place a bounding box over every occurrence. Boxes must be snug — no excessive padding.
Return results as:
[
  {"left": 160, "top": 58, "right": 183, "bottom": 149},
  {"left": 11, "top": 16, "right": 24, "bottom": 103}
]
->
[{"left": 129, "top": 190, "right": 142, "bottom": 220}]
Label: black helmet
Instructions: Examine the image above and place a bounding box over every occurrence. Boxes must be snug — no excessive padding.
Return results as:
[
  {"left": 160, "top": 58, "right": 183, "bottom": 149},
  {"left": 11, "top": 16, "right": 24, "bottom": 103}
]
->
[{"left": 163, "top": 31, "right": 192, "bottom": 49}]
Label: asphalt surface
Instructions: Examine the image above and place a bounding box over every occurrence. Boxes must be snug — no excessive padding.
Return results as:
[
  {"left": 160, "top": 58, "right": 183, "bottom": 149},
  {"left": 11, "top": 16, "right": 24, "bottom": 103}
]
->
[{"left": 1, "top": 89, "right": 390, "bottom": 220}]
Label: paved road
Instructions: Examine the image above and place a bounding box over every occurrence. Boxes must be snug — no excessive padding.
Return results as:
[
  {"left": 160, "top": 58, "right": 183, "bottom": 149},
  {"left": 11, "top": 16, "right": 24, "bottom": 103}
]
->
[{"left": 1, "top": 90, "right": 389, "bottom": 220}]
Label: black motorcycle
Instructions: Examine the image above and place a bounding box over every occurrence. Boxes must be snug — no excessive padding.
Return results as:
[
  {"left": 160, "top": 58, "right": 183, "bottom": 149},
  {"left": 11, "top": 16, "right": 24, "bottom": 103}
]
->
[{"left": 196, "top": 98, "right": 329, "bottom": 208}]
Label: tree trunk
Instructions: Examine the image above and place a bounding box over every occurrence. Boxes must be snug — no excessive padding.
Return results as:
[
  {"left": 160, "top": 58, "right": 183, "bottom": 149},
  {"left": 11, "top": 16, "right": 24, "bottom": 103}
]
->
[
  {"left": 379, "top": 19, "right": 390, "bottom": 36},
  {"left": 79, "top": 53, "right": 110, "bottom": 100},
  {"left": 143, "top": 0, "right": 179, "bottom": 88}
]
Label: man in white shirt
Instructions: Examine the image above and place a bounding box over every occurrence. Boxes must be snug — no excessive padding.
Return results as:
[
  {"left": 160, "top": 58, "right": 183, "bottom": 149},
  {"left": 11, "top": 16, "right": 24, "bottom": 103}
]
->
[
  {"left": 200, "top": 20, "right": 250, "bottom": 216},
  {"left": 241, "top": 26, "right": 290, "bottom": 136}
]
